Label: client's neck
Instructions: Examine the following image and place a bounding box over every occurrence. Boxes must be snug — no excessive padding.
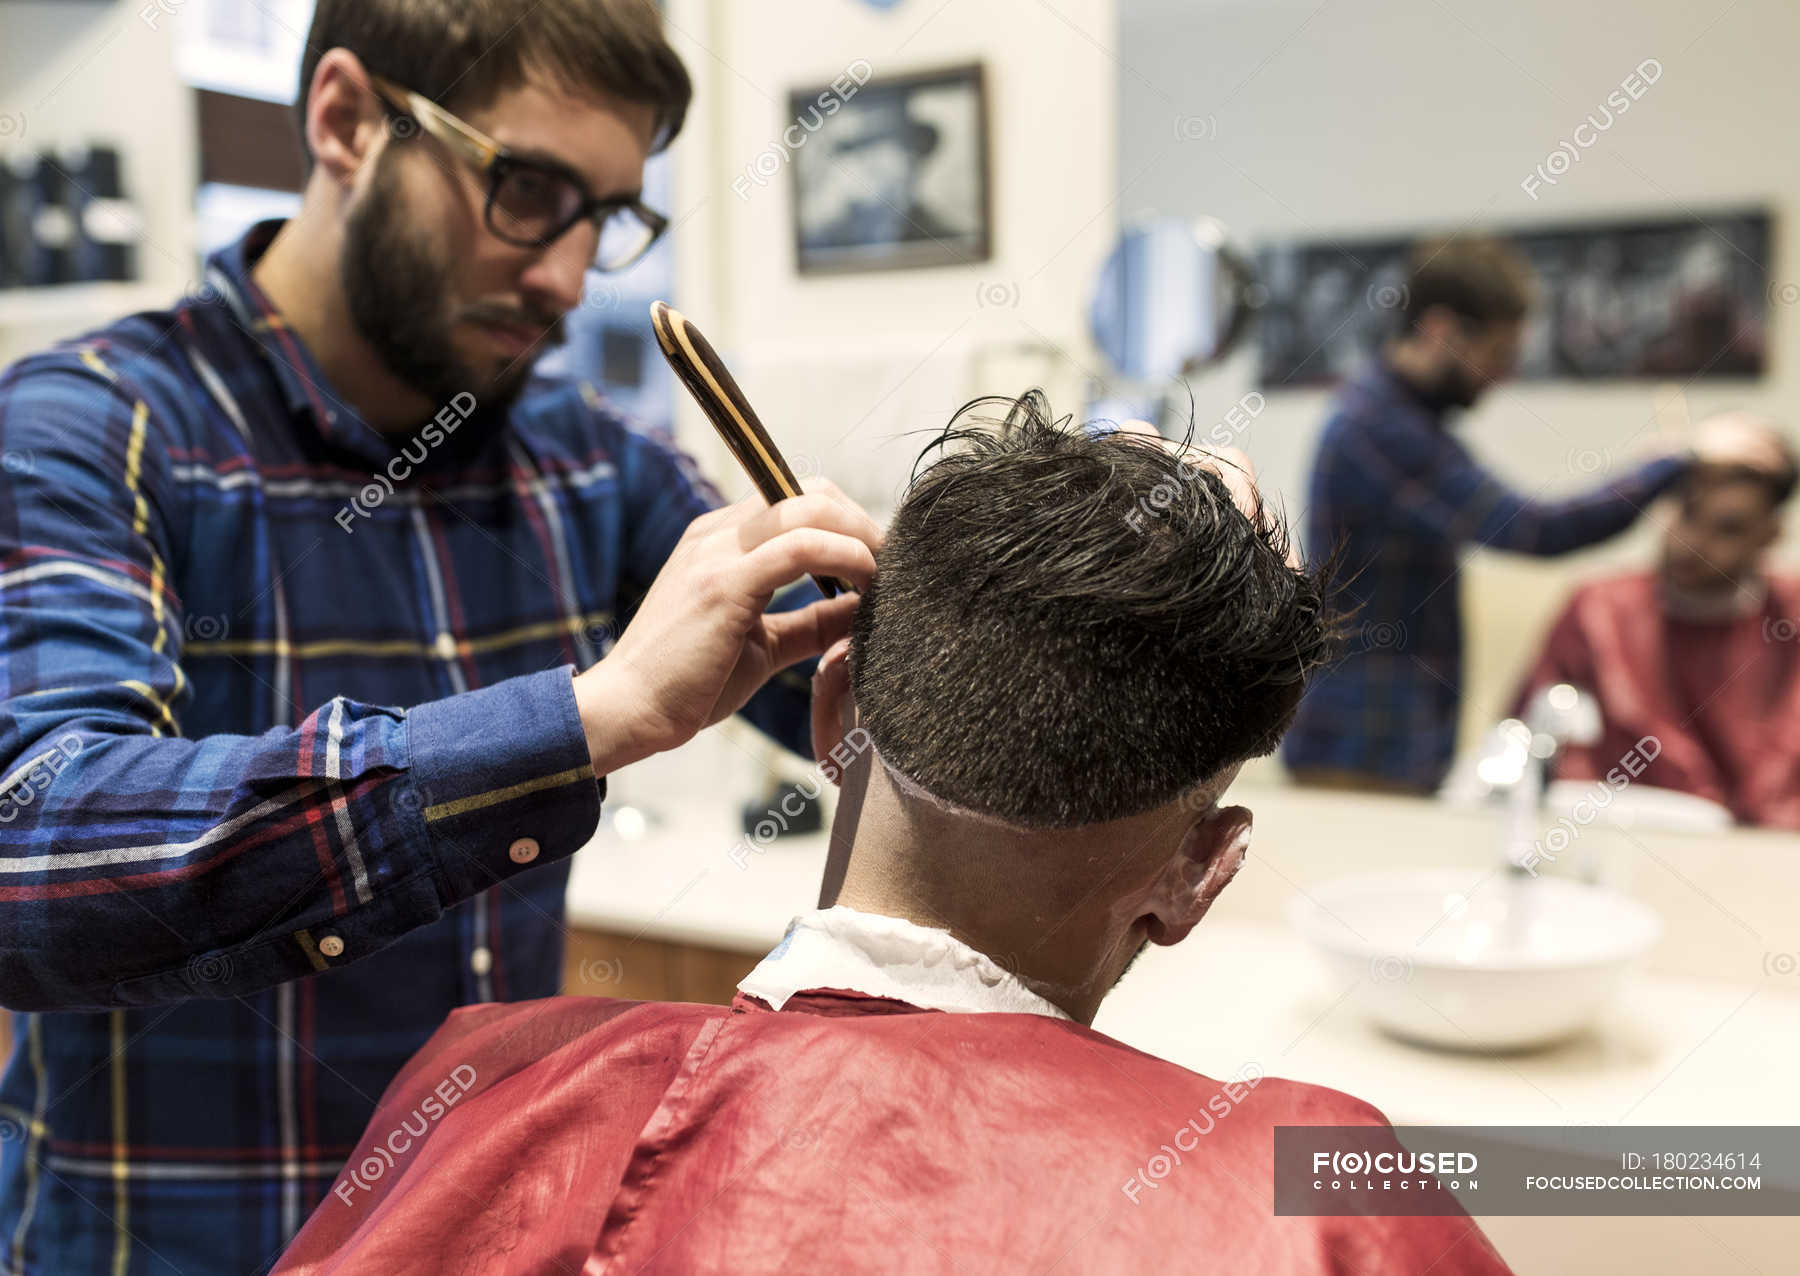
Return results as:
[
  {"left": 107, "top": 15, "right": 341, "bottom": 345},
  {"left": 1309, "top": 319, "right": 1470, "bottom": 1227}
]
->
[{"left": 822, "top": 762, "right": 1155, "bottom": 1026}]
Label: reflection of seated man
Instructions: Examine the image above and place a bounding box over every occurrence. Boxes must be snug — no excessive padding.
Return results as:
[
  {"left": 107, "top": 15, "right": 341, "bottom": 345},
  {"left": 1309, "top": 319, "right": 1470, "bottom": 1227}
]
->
[
  {"left": 273, "top": 394, "right": 1511, "bottom": 1275},
  {"left": 1513, "top": 413, "right": 1800, "bottom": 828}
]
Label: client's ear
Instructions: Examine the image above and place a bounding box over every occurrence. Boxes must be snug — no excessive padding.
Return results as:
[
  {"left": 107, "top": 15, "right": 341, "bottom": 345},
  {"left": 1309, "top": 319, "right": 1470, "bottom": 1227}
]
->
[
  {"left": 810, "top": 636, "right": 864, "bottom": 785},
  {"left": 1142, "top": 806, "right": 1252, "bottom": 947}
]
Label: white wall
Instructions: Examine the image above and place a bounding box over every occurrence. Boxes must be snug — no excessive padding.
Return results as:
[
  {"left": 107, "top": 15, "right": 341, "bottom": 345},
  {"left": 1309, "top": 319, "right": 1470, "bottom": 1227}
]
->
[
  {"left": 664, "top": 0, "right": 1118, "bottom": 518},
  {"left": 603, "top": 0, "right": 1118, "bottom": 813},
  {"left": 1119, "top": 0, "right": 1800, "bottom": 753}
]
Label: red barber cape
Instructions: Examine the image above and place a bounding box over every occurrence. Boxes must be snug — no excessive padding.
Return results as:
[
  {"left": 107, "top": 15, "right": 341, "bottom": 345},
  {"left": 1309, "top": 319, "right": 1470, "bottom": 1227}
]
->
[
  {"left": 273, "top": 989, "right": 1510, "bottom": 1275},
  {"left": 1515, "top": 572, "right": 1800, "bottom": 829}
]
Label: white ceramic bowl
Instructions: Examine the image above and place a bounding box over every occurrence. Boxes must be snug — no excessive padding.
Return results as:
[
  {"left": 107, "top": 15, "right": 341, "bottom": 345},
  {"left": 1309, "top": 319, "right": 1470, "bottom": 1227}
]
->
[
  {"left": 1288, "top": 870, "right": 1662, "bottom": 1051},
  {"left": 1542, "top": 780, "right": 1732, "bottom": 835}
]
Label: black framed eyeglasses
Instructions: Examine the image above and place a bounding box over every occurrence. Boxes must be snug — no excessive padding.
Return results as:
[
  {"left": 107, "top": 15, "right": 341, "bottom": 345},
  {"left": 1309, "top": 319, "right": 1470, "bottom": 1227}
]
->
[{"left": 367, "top": 72, "right": 668, "bottom": 273}]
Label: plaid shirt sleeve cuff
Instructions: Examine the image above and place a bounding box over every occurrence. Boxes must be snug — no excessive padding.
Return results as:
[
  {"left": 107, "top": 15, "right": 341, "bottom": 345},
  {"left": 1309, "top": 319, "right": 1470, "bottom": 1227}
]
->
[
  {"left": 1637, "top": 451, "right": 1691, "bottom": 495},
  {"left": 406, "top": 666, "right": 604, "bottom": 904}
]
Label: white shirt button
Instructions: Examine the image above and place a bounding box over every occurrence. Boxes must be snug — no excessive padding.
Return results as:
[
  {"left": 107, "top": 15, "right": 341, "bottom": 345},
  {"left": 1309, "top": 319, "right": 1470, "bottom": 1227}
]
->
[
  {"left": 470, "top": 946, "right": 493, "bottom": 976},
  {"left": 508, "top": 837, "right": 540, "bottom": 864},
  {"left": 318, "top": 934, "right": 346, "bottom": 959}
]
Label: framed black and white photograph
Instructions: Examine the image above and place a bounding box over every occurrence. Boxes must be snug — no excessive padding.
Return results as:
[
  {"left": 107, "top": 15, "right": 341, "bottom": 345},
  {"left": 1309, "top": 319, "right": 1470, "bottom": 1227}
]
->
[
  {"left": 1255, "top": 209, "right": 1773, "bottom": 388},
  {"left": 789, "top": 63, "right": 991, "bottom": 275},
  {"left": 173, "top": 0, "right": 316, "bottom": 103}
]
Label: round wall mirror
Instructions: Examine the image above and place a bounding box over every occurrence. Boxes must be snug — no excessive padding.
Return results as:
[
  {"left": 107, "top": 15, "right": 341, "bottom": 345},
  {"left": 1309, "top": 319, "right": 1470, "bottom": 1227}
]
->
[{"left": 1088, "top": 215, "right": 1260, "bottom": 382}]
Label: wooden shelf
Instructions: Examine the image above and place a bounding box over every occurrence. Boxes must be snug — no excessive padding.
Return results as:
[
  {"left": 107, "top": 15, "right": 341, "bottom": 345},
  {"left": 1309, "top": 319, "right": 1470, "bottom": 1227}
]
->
[{"left": 563, "top": 927, "right": 757, "bottom": 1006}]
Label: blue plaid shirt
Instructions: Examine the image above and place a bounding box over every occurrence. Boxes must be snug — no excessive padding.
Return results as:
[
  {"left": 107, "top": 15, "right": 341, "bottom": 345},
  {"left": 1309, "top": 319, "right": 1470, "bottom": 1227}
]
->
[
  {"left": 0, "top": 220, "right": 815, "bottom": 1275},
  {"left": 1281, "top": 359, "right": 1688, "bottom": 790}
]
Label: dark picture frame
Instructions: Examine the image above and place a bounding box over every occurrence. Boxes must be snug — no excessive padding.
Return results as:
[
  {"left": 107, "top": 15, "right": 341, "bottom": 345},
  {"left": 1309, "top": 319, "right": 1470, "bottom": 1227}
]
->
[
  {"left": 1256, "top": 209, "right": 1773, "bottom": 388},
  {"left": 789, "top": 62, "right": 992, "bottom": 275}
]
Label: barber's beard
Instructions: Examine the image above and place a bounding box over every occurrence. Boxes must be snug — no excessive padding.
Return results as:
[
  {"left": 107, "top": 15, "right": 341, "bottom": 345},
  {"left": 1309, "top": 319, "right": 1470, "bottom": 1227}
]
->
[
  {"left": 340, "top": 155, "right": 560, "bottom": 417},
  {"left": 1425, "top": 361, "right": 1484, "bottom": 411},
  {"left": 1390, "top": 353, "right": 1482, "bottom": 414}
]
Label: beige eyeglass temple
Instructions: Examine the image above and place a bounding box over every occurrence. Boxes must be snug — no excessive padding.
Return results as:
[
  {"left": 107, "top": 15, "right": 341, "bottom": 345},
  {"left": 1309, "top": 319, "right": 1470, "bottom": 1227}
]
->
[{"left": 367, "top": 72, "right": 500, "bottom": 169}]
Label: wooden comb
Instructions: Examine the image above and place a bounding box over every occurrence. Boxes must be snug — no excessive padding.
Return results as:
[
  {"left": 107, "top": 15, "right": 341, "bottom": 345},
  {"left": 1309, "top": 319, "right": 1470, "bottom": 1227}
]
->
[{"left": 650, "top": 301, "right": 848, "bottom": 597}]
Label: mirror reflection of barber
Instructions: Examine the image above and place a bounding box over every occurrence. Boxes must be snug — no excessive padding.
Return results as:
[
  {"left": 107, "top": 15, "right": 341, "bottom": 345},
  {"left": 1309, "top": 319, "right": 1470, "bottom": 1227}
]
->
[{"left": 1279, "top": 235, "right": 1786, "bottom": 794}]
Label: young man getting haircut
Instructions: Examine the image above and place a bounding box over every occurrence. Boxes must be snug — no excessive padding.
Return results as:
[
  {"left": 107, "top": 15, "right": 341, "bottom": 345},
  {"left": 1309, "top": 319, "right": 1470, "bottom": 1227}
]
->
[
  {"left": 0, "top": 4, "right": 877, "bottom": 1270},
  {"left": 274, "top": 393, "right": 1512, "bottom": 1275}
]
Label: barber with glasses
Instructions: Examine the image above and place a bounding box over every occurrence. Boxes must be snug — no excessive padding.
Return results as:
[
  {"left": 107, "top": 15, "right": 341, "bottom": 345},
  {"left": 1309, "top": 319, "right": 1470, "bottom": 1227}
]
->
[{"left": 0, "top": 5, "right": 881, "bottom": 1272}]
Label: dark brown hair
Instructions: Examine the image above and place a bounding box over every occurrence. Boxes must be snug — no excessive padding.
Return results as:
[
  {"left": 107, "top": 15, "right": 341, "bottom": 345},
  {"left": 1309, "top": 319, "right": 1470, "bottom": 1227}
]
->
[
  {"left": 296, "top": 0, "right": 692, "bottom": 161},
  {"left": 849, "top": 391, "right": 1338, "bottom": 828},
  {"left": 1402, "top": 235, "right": 1536, "bottom": 332}
]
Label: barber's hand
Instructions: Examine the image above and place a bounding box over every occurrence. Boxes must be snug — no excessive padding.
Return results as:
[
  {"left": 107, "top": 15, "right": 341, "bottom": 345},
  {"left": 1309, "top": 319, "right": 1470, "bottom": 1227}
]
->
[
  {"left": 1108, "top": 419, "right": 1295, "bottom": 567},
  {"left": 1691, "top": 411, "right": 1792, "bottom": 477},
  {"left": 574, "top": 479, "right": 882, "bottom": 774}
]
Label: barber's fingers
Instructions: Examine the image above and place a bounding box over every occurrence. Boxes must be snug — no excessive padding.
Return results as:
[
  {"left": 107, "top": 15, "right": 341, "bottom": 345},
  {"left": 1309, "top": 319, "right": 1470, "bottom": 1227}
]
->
[
  {"left": 1693, "top": 414, "right": 1791, "bottom": 475},
  {"left": 738, "top": 524, "right": 879, "bottom": 598},
  {"left": 1107, "top": 425, "right": 1264, "bottom": 513},
  {"left": 797, "top": 476, "right": 886, "bottom": 549},
  {"left": 1183, "top": 445, "right": 1299, "bottom": 570},
  {"left": 1105, "top": 419, "right": 1260, "bottom": 481},
  {"left": 758, "top": 591, "right": 859, "bottom": 675},
  {"left": 1186, "top": 443, "right": 1261, "bottom": 517},
  {"left": 1186, "top": 447, "right": 1296, "bottom": 570},
  {"left": 700, "top": 479, "right": 883, "bottom": 554},
  {"left": 729, "top": 490, "right": 883, "bottom": 563},
  {"left": 1105, "top": 426, "right": 1296, "bottom": 567}
]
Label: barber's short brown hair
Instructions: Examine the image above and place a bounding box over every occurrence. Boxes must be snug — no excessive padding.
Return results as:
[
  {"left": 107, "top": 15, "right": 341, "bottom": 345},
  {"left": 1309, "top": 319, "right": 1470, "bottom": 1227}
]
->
[
  {"left": 1402, "top": 235, "right": 1536, "bottom": 332},
  {"left": 296, "top": 0, "right": 692, "bottom": 161}
]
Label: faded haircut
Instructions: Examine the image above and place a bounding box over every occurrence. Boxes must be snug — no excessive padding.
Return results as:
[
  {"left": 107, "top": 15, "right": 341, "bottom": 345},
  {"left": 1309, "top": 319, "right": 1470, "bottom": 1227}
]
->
[
  {"left": 296, "top": 0, "right": 692, "bottom": 163},
  {"left": 849, "top": 390, "right": 1339, "bottom": 828}
]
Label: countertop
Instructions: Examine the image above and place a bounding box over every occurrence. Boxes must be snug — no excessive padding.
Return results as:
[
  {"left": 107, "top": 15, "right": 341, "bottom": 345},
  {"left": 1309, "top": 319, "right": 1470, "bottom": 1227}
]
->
[
  {"left": 564, "top": 781, "right": 1800, "bottom": 1271},
  {"left": 564, "top": 782, "right": 1800, "bottom": 1127}
]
